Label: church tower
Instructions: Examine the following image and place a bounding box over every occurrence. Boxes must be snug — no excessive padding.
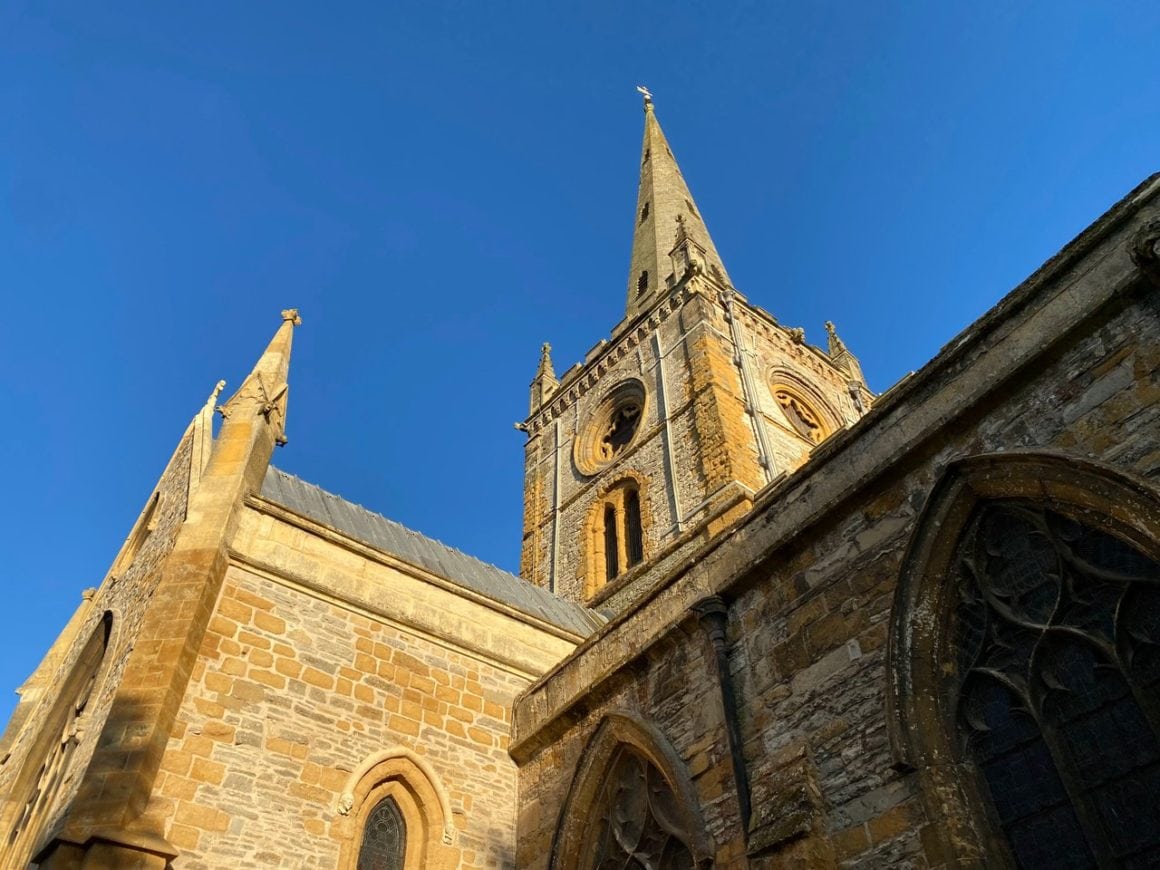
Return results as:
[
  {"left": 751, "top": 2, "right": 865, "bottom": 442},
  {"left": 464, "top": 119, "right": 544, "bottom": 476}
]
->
[{"left": 519, "top": 92, "right": 873, "bottom": 608}]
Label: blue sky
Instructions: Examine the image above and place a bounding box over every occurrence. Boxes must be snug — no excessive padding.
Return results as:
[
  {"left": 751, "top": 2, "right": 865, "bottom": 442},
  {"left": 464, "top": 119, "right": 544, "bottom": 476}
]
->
[{"left": 1, "top": 2, "right": 1157, "bottom": 722}]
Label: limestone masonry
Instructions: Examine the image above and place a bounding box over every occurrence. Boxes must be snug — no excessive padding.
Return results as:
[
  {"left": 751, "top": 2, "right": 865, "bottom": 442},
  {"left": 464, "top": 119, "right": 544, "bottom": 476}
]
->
[{"left": 2, "top": 94, "right": 1159, "bottom": 868}]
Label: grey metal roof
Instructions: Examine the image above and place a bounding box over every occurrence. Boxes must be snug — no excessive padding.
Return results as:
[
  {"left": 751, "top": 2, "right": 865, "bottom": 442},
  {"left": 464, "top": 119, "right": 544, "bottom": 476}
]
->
[{"left": 260, "top": 467, "right": 600, "bottom": 637}]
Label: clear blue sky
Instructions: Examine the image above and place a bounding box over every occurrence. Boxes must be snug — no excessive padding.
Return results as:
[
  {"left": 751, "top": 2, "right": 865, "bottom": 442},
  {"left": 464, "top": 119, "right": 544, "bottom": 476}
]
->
[{"left": 1, "top": 2, "right": 1157, "bottom": 722}]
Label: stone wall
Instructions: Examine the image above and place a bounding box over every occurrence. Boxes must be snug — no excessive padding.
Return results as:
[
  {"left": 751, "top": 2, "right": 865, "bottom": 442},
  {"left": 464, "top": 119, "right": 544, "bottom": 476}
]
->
[
  {"left": 126, "top": 488, "right": 584, "bottom": 870},
  {"left": 147, "top": 565, "right": 532, "bottom": 869}
]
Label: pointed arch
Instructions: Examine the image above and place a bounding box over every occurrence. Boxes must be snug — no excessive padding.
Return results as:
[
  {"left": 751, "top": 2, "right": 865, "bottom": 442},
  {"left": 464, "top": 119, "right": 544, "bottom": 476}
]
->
[
  {"left": 583, "top": 471, "right": 652, "bottom": 601},
  {"left": 886, "top": 451, "right": 1160, "bottom": 866},
  {"left": 549, "top": 711, "right": 714, "bottom": 869},
  {"left": 332, "top": 747, "right": 460, "bottom": 869}
]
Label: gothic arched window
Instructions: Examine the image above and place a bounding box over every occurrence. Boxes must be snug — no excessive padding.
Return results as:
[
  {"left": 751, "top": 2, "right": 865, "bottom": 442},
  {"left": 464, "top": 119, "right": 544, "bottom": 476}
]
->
[
  {"left": 950, "top": 502, "right": 1160, "bottom": 867},
  {"left": 579, "top": 746, "right": 695, "bottom": 870},
  {"left": 358, "top": 796, "right": 406, "bottom": 870}
]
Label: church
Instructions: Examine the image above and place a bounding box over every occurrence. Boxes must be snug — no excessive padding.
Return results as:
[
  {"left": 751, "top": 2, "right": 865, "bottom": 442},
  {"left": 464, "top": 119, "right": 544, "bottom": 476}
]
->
[{"left": 1, "top": 93, "right": 1158, "bottom": 869}]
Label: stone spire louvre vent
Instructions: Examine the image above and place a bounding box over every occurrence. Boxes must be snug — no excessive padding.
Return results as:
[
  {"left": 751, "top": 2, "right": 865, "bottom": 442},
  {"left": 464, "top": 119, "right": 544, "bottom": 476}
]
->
[{"left": 624, "top": 89, "right": 732, "bottom": 319}]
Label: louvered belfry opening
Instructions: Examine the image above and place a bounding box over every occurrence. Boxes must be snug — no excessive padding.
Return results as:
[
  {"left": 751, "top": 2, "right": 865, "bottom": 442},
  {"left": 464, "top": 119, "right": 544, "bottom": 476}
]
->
[
  {"left": 603, "top": 504, "right": 620, "bottom": 582},
  {"left": 950, "top": 502, "right": 1160, "bottom": 867},
  {"left": 625, "top": 488, "right": 643, "bottom": 569}
]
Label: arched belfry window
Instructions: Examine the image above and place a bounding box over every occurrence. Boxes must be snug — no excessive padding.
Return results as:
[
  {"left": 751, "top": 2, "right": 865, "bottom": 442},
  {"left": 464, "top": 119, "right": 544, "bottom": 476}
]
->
[
  {"left": 358, "top": 796, "right": 406, "bottom": 870},
  {"left": 586, "top": 479, "right": 646, "bottom": 598},
  {"left": 580, "top": 746, "right": 694, "bottom": 869},
  {"left": 950, "top": 502, "right": 1160, "bottom": 866}
]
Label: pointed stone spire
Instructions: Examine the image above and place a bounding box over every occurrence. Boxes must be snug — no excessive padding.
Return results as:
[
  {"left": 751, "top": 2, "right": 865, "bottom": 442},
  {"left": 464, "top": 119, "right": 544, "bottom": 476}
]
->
[
  {"left": 825, "top": 321, "right": 868, "bottom": 388},
  {"left": 625, "top": 89, "right": 732, "bottom": 319},
  {"left": 219, "top": 308, "right": 301, "bottom": 446},
  {"left": 528, "top": 341, "right": 559, "bottom": 415}
]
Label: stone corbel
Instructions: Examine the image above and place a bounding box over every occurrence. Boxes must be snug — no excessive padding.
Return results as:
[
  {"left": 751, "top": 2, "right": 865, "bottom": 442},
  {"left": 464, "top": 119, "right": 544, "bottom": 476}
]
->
[
  {"left": 1131, "top": 218, "right": 1160, "bottom": 287},
  {"left": 745, "top": 742, "right": 828, "bottom": 859}
]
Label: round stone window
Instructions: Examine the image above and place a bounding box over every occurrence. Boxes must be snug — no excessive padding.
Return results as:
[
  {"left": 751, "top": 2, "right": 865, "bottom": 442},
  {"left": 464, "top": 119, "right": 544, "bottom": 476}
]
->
[{"left": 575, "top": 380, "right": 647, "bottom": 476}]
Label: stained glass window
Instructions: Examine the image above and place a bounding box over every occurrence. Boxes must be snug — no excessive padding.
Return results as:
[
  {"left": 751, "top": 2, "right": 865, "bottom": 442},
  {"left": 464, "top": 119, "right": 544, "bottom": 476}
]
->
[
  {"left": 358, "top": 796, "right": 406, "bottom": 870},
  {"left": 580, "top": 746, "right": 695, "bottom": 870},
  {"left": 951, "top": 503, "right": 1160, "bottom": 868}
]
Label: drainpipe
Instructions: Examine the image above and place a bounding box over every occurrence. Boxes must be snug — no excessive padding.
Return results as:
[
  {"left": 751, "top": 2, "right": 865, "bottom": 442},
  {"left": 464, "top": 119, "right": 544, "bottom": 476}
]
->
[{"left": 692, "top": 595, "right": 751, "bottom": 840}]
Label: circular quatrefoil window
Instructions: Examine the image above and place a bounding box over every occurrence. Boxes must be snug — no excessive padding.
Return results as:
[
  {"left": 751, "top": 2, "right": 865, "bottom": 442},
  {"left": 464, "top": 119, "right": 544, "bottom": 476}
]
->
[{"left": 575, "top": 380, "right": 646, "bottom": 476}]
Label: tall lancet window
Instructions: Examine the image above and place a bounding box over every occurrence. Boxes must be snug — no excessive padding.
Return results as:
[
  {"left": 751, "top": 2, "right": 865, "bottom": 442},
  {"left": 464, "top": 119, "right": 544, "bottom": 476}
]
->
[
  {"left": 358, "top": 796, "right": 406, "bottom": 870},
  {"left": 625, "top": 488, "right": 643, "bottom": 568},
  {"left": 951, "top": 503, "right": 1160, "bottom": 867},
  {"left": 603, "top": 504, "right": 619, "bottom": 582}
]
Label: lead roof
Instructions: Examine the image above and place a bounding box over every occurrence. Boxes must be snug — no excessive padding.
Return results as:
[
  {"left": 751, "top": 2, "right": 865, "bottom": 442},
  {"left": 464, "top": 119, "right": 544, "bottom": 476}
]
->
[{"left": 260, "top": 467, "right": 601, "bottom": 638}]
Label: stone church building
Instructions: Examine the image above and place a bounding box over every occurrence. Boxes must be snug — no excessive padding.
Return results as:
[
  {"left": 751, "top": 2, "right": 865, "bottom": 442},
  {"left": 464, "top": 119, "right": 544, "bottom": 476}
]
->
[{"left": 1, "top": 94, "right": 1159, "bottom": 869}]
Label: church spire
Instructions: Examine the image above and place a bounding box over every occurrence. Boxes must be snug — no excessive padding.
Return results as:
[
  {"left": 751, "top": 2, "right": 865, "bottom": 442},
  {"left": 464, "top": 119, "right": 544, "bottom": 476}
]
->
[{"left": 625, "top": 88, "right": 732, "bottom": 319}]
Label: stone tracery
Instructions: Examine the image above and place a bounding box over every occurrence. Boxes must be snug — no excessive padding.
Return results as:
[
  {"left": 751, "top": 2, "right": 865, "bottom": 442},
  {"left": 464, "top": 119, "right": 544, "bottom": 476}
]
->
[
  {"left": 357, "top": 796, "right": 406, "bottom": 870},
  {"left": 580, "top": 746, "right": 695, "bottom": 870},
  {"left": 599, "top": 402, "right": 642, "bottom": 460},
  {"left": 951, "top": 502, "right": 1160, "bottom": 866},
  {"left": 773, "top": 387, "right": 825, "bottom": 443},
  {"left": 575, "top": 380, "right": 647, "bottom": 476}
]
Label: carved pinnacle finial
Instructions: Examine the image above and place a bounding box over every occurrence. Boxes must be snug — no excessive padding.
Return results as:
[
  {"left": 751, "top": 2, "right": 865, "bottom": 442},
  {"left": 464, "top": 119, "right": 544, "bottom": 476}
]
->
[
  {"left": 281, "top": 308, "right": 302, "bottom": 326},
  {"left": 824, "top": 321, "right": 848, "bottom": 357},
  {"left": 636, "top": 84, "right": 653, "bottom": 109},
  {"left": 534, "top": 341, "right": 557, "bottom": 382},
  {"left": 529, "top": 341, "right": 558, "bottom": 415},
  {"left": 209, "top": 379, "right": 227, "bottom": 403}
]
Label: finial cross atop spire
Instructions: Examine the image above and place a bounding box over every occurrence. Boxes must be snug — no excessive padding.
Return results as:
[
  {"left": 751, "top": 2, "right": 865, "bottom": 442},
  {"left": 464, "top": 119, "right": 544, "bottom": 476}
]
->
[{"left": 636, "top": 85, "right": 653, "bottom": 107}]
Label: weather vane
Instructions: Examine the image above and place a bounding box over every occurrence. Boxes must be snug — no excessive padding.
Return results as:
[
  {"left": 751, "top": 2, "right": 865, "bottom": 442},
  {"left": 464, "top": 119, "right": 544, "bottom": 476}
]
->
[{"left": 636, "top": 85, "right": 653, "bottom": 104}]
